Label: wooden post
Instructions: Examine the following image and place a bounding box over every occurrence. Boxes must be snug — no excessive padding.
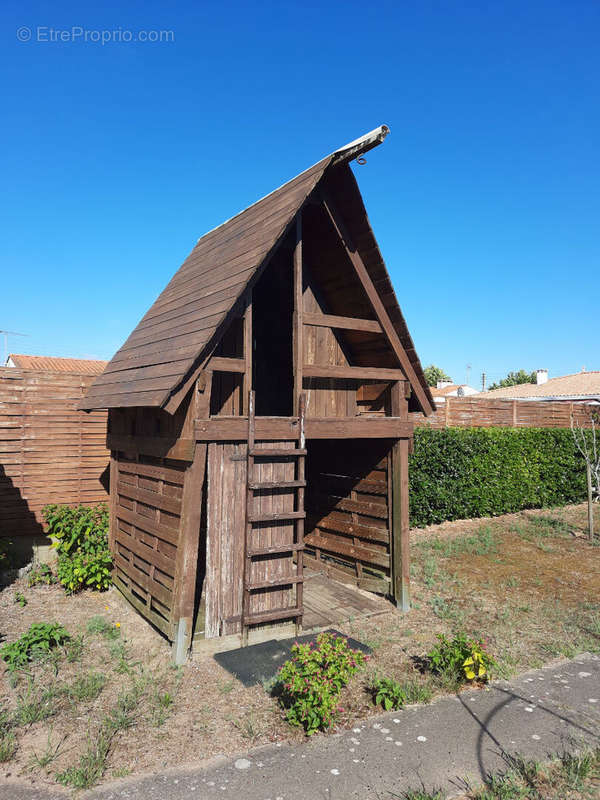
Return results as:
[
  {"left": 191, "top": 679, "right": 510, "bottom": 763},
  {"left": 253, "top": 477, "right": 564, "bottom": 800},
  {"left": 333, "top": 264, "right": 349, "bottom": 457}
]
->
[
  {"left": 512, "top": 400, "right": 517, "bottom": 427},
  {"left": 243, "top": 290, "right": 252, "bottom": 414},
  {"left": 293, "top": 212, "right": 303, "bottom": 415},
  {"left": 171, "top": 442, "right": 207, "bottom": 664},
  {"left": 295, "top": 393, "right": 306, "bottom": 635},
  {"left": 108, "top": 451, "right": 118, "bottom": 555},
  {"left": 587, "top": 462, "right": 594, "bottom": 542},
  {"left": 391, "top": 438, "right": 410, "bottom": 612}
]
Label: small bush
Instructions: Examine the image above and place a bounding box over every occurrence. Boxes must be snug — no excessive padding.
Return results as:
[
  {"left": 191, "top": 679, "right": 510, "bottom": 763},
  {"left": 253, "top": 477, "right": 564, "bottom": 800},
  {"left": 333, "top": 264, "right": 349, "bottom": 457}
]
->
[
  {"left": 42, "top": 504, "right": 112, "bottom": 593},
  {"left": 371, "top": 677, "right": 433, "bottom": 711},
  {"left": 275, "top": 632, "right": 367, "bottom": 735},
  {"left": 27, "top": 563, "right": 56, "bottom": 587},
  {"left": 427, "top": 633, "right": 495, "bottom": 684},
  {"left": 372, "top": 677, "right": 408, "bottom": 711},
  {"left": 14, "top": 592, "right": 27, "bottom": 607},
  {"left": 66, "top": 672, "right": 107, "bottom": 703},
  {"left": 0, "top": 623, "right": 71, "bottom": 672}
]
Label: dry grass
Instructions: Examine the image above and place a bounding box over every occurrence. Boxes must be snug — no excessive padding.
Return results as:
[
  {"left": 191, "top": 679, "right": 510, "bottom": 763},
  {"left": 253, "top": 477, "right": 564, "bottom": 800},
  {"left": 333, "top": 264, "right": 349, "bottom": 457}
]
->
[{"left": 1, "top": 502, "right": 598, "bottom": 791}]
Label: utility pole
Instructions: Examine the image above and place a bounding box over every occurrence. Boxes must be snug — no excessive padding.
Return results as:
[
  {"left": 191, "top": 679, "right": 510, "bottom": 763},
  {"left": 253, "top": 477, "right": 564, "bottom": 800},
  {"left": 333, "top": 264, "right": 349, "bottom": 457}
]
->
[
  {"left": 466, "top": 363, "right": 472, "bottom": 386},
  {"left": 481, "top": 372, "right": 487, "bottom": 392},
  {"left": 0, "top": 330, "right": 28, "bottom": 365}
]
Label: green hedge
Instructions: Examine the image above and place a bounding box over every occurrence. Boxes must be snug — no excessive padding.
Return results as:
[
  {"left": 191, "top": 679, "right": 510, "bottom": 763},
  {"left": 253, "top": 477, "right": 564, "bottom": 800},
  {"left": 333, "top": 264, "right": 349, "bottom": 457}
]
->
[{"left": 409, "top": 427, "right": 586, "bottom": 527}]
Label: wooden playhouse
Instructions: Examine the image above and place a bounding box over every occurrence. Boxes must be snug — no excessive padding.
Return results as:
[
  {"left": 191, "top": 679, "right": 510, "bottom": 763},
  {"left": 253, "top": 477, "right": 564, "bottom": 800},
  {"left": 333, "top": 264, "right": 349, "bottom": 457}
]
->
[{"left": 80, "top": 125, "right": 434, "bottom": 662}]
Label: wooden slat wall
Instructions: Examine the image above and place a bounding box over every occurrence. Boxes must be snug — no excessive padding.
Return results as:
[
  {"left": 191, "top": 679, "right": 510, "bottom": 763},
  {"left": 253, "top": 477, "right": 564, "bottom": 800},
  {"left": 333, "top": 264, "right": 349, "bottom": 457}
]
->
[
  {"left": 412, "top": 398, "right": 596, "bottom": 429},
  {"left": 304, "top": 440, "right": 392, "bottom": 594},
  {"left": 0, "top": 368, "right": 109, "bottom": 537},
  {"left": 112, "top": 454, "right": 186, "bottom": 638},
  {"left": 303, "top": 277, "right": 356, "bottom": 418}
]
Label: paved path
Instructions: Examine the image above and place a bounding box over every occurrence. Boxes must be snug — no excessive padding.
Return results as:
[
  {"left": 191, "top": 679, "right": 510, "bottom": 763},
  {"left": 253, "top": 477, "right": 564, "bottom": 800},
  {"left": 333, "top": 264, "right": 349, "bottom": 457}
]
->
[{"left": 3, "top": 654, "right": 600, "bottom": 800}]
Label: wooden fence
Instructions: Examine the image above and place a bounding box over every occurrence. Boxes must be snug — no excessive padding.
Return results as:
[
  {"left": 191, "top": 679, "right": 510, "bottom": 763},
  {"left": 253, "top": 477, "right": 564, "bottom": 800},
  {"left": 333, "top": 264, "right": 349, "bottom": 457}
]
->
[
  {"left": 413, "top": 397, "right": 596, "bottom": 429},
  {"left": 0, "top": 368, "right": 109, "bottom": 538}
]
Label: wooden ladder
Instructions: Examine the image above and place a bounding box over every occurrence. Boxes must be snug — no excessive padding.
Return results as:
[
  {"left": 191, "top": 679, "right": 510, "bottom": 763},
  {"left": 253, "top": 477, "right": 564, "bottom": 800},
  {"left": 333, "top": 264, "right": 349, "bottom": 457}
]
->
[{"left": 241, "top": 391, "right": 306, "bottom": 646}]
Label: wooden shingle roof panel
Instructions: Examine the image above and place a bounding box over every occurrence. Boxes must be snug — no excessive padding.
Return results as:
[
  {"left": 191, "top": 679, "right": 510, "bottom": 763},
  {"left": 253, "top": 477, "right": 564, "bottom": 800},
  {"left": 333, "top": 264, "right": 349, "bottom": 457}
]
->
[{"left": 82, "top": 156, "right": 331, "bottom": 408}]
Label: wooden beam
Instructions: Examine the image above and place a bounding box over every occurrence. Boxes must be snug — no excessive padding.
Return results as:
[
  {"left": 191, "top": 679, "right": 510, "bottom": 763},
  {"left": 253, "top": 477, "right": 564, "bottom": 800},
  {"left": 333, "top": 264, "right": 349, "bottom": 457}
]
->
[
  {"left": 321, "top": 194, "right": 432, "bottom": 415},
  {"left": 171, "top": 443, "right": 208, "bottom": 664},
  {"left": 391, "top": 439, "right": 410, "bottom": 611},
  {"left": 293, "top": 213, "right": 303, "bottom": 415},
  {"left": 243, "top": 290, "right": 252, "bottom": 414},
  {"left": 207, "top": 356, "right": 246, "bottom": 374},
  {"left": 303, "top": 312, "right": 382, "bottom": 334},
  {"left": 303, "top": 364, "right": 405, "bottom": 382},
  {"left": 107, "top": 433, "right": 194, "bottom": 462},
  {"left": 195, "top": 416, "right": 413, "bottom": 440}
]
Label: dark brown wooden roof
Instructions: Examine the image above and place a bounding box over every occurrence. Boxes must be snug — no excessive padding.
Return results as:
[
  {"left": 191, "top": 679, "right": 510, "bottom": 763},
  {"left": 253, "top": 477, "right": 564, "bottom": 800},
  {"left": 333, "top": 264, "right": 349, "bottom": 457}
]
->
[{"left": 80, "top": 127, "right": 434, "bottom": 415}]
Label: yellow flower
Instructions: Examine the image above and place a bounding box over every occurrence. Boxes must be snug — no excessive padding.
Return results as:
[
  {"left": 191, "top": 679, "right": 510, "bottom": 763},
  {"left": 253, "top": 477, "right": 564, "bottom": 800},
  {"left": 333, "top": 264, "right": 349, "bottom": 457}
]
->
[
  {"left": 115, "top": 622, "right": 121, "bottom": 628},
  {"left": 105, "top": 605, "right": 109, "bottom": 610}
]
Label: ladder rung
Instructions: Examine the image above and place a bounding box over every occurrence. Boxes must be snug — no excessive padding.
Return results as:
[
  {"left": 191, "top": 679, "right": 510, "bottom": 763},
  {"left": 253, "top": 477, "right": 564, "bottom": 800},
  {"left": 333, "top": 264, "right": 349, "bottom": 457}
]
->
[
  {"left": 245, "top": 606, "right": 303, "bottom": 625},
  {"left": 249, "top": 448, "right": 307, "bottom": 458},
  {"left": 247, "top": 544, "right": 305, "bottom": 557},
  {"left": 246, "top": 576, "right": 303, "bottom": 590},
  {"left": 248, "top": 480, "right": 307, "bottom": 490},
  {"left": 248, "top": 510, "right": 306, "bottom": 523}
]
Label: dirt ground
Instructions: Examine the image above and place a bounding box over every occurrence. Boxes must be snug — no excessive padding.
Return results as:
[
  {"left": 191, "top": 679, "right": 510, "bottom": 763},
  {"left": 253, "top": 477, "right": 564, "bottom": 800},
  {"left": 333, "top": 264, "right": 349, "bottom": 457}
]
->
[{"left": 1, "top": 502, "right": 598, "bottom": 792}]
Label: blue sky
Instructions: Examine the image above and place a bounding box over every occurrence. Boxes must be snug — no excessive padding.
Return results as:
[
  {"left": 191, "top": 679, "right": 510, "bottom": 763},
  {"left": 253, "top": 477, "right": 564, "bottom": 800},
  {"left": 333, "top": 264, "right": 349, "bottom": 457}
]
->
[{"left": 2, "top": 0, "right": 598, "bottom": 388}]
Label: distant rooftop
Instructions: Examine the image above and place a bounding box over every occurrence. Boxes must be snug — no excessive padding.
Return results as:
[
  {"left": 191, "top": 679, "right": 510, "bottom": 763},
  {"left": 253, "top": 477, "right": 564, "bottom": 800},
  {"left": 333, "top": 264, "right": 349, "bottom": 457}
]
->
[
  {"left": 475, "top": 371, "right": 600, "bottom": 400},
  {"left": 6, "top": 354, "right": 108, "bottom": 376}
]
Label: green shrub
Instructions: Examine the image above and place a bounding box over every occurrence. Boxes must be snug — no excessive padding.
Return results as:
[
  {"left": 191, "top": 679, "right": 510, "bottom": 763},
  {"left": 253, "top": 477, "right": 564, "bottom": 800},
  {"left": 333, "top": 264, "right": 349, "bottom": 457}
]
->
[
  {"left": 0, "top": 622, "right": 71, "bottom": 672},
  {"left": 427, "top": 633, "right": 495, "bottom": 683},
  {"left": 14, "top": 592, "right": 27, "bottom": 608},
  {"left": 371, "top": 676, "right": 433, "bottom": 710},
  {"left": 42, "top": 504, "right": 112, "bottom": 593},
  {"left": 410, "top": 428, "right": 587, "bottom": 527},
  {"left": 275, "top": 632, "right": 367, "bottom": 735},
  {"left": 27, "top": 563, "right": 56, "bottom": 587},
  {"left": 372, "top": 677, "right": 408, "bottom": 711}
]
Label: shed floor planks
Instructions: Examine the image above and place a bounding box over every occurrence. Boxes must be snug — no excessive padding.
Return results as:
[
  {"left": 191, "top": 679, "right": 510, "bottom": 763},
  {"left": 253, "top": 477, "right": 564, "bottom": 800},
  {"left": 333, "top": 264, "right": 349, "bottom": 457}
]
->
[{"left": 301, "top": 570, "right": 389, "bottom": 630}]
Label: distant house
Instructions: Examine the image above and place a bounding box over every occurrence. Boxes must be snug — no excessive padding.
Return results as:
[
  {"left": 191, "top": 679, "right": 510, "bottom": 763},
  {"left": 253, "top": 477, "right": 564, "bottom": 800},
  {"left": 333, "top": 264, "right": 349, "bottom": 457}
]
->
[
  {"left": 475, "top": 369, "right": 600, "bottom": 404},
  {"left": 431, "top": 381, "right": 479, "bottom": 404},
  {"left": 6, "top": 354, "right": 107, "bottom": 376}
]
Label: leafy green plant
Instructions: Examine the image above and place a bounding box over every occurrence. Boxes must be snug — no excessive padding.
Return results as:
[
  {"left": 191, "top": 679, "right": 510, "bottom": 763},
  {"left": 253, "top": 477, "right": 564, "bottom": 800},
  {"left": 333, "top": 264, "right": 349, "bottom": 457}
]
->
[
  {"left": 410, "top": 428, "right": 587, "bottom": 527},
  {"left": 42, "top": 504, "right": 112, "bottom": 593},
  {"left": 427, "top": 633, "right": 495, "bottom": 683},
  {"left": 14, "top": 592, "right": 27, "bottom": 607},
  {"left": 1, "top": 623, "right": 71, "bottom": 672},
  {"left": 27, "top": 563, "right": 56, "bottom": 587},
  {"left": 275, "top": 632, "right": 367, "bottom": 735},
  {"left": 372, "top": 677, "right": 408, "bottom": 711}
]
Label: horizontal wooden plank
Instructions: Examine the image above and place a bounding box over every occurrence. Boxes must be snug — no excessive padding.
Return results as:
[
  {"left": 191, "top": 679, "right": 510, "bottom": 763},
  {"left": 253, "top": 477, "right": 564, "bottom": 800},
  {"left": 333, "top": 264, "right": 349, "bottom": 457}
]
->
[
  {"left": 195, "top": 417, "right": 412, "bottom": 440},
  {"left": 310, "top": 493, "right": 388, "bottom": 520},
  {"left": 307, "top": 511, "right": 389, "bottom": 543},
  {"left": 108, "top": 434, "right": 194, "bottom": 462},
  {"left": 207, "top": 356, "right": 246, "bottom": 374},
  {"left": 113, "top": 552, "right": 172, "bottom": 607},
  {"left": 303, "top": 364, "right": 405, "bottom": 381},
  {"left": 114, "top": 528, "right": 176, "bottom": 577},
  {"left": 116, "top": 481, "right": 182, "bottom": 515},
  {"left": 304, "top": 531, "right": 389, "bottom": 569},
  {"left": 115, "top": 506, "right": 180, "bottom": 546},
  {"left": 118, "top": 460, "right": 185, "bottom": 484},
  {"left": 303, "top": 312, "right": 382, "bottom": 333},
  {"left": 113, "top": 574, "right": 172, "bottom": 639}
]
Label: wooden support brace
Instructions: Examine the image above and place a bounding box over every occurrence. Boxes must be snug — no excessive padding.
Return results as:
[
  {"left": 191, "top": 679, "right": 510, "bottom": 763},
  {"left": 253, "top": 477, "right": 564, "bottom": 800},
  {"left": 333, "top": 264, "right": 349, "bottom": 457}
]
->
[
  {"left": 391, "top": 438, "right": 410, "bottom": 612},
  {"left": 171, "top": 442, "right": 207, "bottom": 664}
]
